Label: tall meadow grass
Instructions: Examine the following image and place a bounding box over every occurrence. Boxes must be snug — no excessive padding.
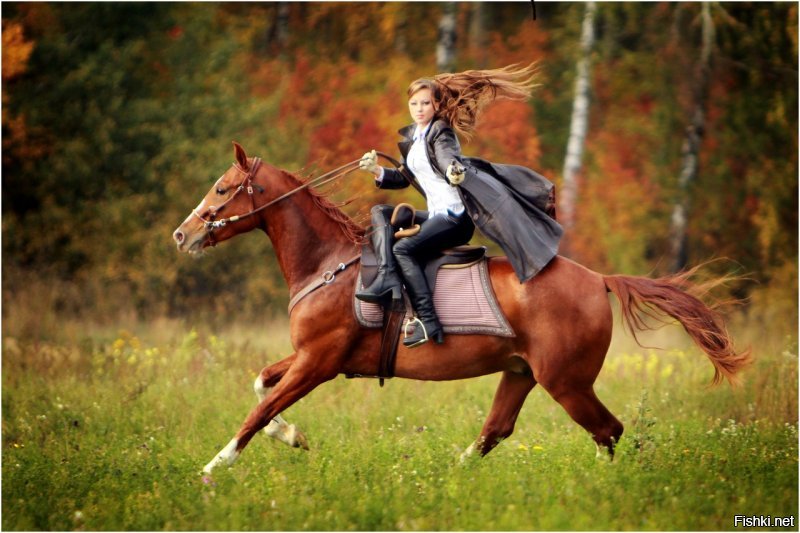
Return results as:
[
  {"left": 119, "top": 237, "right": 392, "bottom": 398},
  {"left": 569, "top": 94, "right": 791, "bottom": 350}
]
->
[{"left": 2, "top": 291, "right": 797, "bottom": 530}]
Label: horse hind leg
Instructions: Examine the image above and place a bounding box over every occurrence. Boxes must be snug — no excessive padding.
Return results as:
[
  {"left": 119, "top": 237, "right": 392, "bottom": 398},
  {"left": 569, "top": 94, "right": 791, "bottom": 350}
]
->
[
  {"left": 534, "top": 298, "right": 622, "bottom": 456},
  {"left": 549, "top": 386, "right": 623, "bottom": 457},
  {"left": 253, "top": 354, "right": 309, "bottom": 450},
  {"left": 460, "top": 367, "right": 536, "bottom": 462}
]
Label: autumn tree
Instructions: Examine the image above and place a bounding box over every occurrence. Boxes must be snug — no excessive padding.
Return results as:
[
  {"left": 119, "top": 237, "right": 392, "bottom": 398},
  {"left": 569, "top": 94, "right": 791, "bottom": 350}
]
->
[
  {"left": 437, "top": 3, "right": 458, "bottom": 72},
  {"left": 560, "top": 1, "right": 597, "bottom": 244},
  {"left": 669, "top": 2, "right": 714, "bottom": 272},
  {"left": 1, "top": 3, "right": 795, "bottom": 321}
]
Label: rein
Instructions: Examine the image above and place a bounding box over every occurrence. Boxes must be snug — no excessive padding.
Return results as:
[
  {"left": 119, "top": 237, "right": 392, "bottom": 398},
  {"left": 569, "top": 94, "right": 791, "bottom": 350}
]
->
[
  {"left": 193, "top": 152, "right": 406, "bottom": 234},
  {"left": 192, "top": 151, "right": 408, "bottom": 313}
]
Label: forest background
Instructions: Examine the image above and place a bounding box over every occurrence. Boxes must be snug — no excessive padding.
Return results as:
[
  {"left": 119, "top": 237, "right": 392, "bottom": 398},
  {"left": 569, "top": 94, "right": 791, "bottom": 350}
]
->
[{"left": 2, "top": 2, "right": 797, "bottom": 329}]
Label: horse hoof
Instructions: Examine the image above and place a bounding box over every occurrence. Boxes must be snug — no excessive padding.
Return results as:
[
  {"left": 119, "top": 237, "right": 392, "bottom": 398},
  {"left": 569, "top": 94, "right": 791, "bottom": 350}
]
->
[
  {"left": 294, "top": 431, "right": 310, "bottom": 450},
  {"left": 458, "top": 442, "right": 477, "bottom": 464}
]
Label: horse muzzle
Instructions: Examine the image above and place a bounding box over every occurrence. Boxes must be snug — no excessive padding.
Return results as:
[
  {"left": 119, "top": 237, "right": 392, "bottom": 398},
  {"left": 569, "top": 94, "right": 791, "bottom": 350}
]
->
[{"left": 173, "top": 222, "right": 210, "bottom": 254}]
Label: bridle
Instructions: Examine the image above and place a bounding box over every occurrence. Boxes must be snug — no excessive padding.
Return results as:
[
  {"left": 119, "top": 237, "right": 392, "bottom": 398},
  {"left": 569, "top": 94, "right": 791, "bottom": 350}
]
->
[
  {"left": 192, "top": 152, "right": 407, "bottom": 246},
  {"left": 192, "top": 157, "right": 264, "bottom": 246},
  {"left": 188, "top": 150, "right": 414, "bottom": 315}
]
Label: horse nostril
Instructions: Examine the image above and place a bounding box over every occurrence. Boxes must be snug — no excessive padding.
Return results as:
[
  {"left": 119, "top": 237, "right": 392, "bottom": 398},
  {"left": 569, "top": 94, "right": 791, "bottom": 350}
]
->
[{"left": 173, "top": 230, "right": 185, "bottom": 244}]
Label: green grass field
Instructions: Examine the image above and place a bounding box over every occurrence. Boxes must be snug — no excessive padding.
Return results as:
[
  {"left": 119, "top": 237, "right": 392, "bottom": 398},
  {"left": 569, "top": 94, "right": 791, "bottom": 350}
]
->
[{"left": 2, "top": 313, "right": 797, "bottom": 531}]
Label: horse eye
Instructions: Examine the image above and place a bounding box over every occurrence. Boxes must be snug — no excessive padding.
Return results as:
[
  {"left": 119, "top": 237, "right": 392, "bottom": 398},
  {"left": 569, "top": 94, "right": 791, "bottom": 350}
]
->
[{"left": 216, "top": 187, "right": 227, "bottom": 195}]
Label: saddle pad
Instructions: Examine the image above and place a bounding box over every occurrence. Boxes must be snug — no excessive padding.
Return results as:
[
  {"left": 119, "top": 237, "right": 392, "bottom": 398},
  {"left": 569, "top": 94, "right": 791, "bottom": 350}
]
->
[{"left": 353, "top": 259, "right": 515, "bottom": 337}]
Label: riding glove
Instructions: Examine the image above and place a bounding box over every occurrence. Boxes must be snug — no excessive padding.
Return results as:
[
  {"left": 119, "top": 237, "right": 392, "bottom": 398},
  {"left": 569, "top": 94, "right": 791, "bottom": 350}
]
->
[
  {"left": 359, "top": 150, "right": 381, "bottom": 175},
  {"left": 446, "top": 160, "right": 466, "bottom": 185}
]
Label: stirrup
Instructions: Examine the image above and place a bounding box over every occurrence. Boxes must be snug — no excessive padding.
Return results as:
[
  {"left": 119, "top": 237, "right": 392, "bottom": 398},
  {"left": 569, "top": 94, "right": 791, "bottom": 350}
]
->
[
  {"left": 403, "top": 317, "right": 443, "bottom": 348},
  {"left": 404, "top": 317, "right": 428, "bottom": 347}
]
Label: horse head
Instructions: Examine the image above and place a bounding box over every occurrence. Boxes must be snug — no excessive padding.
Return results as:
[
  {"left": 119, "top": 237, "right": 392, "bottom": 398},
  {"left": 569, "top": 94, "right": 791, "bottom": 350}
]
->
[{"left": 173, "top": 142, "right": 266, "bottom": 253}]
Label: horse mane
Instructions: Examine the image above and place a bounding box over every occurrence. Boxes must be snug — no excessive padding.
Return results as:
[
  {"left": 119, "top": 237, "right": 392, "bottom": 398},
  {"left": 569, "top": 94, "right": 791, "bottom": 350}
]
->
[{"left": 280, "top": 168, "right": 366, "bottom": 244}]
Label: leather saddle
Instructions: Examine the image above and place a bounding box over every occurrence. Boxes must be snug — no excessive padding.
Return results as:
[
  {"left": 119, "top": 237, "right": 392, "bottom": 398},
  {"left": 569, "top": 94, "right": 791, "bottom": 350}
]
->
[
  {"left": 360, "top": 244, "right": 486, "bottom": 296},
  {"left": 354, "top": 242, "right": 485, "bottom": 386},
  {"left": 351, "top": 204, "right": 486, "bottom": 386}
]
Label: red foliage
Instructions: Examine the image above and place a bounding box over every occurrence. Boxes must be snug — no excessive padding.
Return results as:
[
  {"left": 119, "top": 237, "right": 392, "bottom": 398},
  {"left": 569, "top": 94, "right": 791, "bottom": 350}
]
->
[
  {"left": 486, "top": 20, "right": 551, "bottom": 68},
  {"left": 469, "top": 100, "right": 542, "bottom": 167}
]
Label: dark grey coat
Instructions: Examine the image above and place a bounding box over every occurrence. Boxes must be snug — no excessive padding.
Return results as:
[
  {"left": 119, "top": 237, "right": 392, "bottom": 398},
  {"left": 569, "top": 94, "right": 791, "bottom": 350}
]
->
[{"left": 379, "top": 118, "right": 563, "bottom": 283}]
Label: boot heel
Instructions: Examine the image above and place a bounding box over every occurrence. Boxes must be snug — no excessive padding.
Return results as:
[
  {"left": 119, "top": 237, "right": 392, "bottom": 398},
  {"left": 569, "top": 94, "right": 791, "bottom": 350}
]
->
[
  {"left": 390, "top": 285, "right": 402, "bottom": 301},
  {"left": 432, "top": 330, "right": 445, "bottom": 344},
  {"left": 378, "top": 284, "right": 402, "bottom": 301},
  {"left": 355, "top": 291, "right": 379, "bottom": 303},
  {"left": 355, "top": 285, "right": 402, "bottom": 303}
]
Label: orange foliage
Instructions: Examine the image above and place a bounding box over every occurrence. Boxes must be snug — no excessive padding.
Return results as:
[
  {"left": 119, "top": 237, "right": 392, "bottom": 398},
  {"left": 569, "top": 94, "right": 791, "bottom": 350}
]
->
[
  {"left": 467, "top": 100, "right": 542, "bottom": 167},
  {"left": 2, "top": 21, "right": 49, "bottom": 165},
  {"left": 2, "top": 21, "right": 34, "bottom": 81},
  {"left": 486, "top": 20, "right": 551, "bottom": 68},
  {"left": 566, "top": 104, "right": 668, "bottom": 273},
  {"left": 271, "top": 54, "right": 411, "bottom": 167}
]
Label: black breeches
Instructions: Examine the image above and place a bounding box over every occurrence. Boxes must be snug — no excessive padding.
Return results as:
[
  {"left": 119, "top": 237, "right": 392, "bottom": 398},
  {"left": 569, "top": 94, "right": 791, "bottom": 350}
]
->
[{"left": 369, "top": 204, "right": 474, "bottom": 298}]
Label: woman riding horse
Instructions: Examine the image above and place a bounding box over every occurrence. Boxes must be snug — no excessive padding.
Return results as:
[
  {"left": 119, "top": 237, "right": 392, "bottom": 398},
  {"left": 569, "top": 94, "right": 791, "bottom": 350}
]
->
[{"left": 356, "top": 64, "right": 563, "bottom": 348}]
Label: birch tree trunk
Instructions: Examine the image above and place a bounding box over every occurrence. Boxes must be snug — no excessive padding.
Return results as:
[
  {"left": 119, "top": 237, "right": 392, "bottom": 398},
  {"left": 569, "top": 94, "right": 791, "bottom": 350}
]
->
[
  {"left": 469, "top": 2, "right": 487, "bottom": 68},
  {"left": 436, "top": 3, "right": 458, "bottom": 72},
  {"left": 266, "top": 2, "right": 290, "bottom": 57},
  {"left": 669, "top": 3, "right": 714, "bottom": 272},
  {"left": 560, "top": 2, "right": 597, "bottom": 237},
  {"left": 393, "top": 5, "right": 408, "bottom": 54}
]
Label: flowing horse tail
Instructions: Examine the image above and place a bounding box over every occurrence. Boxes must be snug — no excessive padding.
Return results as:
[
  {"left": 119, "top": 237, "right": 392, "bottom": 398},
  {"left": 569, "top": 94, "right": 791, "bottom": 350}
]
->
[{"left": 603, "top": 269, "right": 752, "bottom": 386}]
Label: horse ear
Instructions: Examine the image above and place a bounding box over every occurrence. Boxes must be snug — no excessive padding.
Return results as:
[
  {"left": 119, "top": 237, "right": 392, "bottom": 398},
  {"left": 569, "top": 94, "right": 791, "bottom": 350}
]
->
[{"left": 233, "top": 141, "right": 249, "bottom": 170}]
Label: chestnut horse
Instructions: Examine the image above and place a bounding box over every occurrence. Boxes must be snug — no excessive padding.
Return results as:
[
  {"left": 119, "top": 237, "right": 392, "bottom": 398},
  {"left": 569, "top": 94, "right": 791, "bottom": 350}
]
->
[{"left": 173, "top": 143, "right": 749, "bottom": 474}]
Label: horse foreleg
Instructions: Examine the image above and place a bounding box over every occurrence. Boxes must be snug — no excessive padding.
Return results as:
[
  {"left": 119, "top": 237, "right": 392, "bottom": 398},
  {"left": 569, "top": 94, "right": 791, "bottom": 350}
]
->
[
  {"left": 253, "top": 354, "right": 309, "bottom": 450},
  {"left": 460, "top": 369, "right": 536, "bottom": 462},
  {"left": 203, "top": 358, "right": 335, "bottom": 474}
]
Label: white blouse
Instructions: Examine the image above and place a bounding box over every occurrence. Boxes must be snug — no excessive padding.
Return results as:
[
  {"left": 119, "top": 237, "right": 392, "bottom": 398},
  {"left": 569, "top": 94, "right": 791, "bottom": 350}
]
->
[
  {"left": 378, "top": 123, "right": 465, "bottom": 217},
  {"left": 406, "top": 123, "right": 465, "bottom": 217}
]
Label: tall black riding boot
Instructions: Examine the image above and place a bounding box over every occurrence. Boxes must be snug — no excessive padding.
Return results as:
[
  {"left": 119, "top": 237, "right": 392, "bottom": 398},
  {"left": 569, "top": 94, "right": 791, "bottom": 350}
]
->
[
  {"left": 355, "top": 224, "right": 403, "bottom": 303},
  {"left": 396, "top": 257, "right": 444, "bottom": 348}
]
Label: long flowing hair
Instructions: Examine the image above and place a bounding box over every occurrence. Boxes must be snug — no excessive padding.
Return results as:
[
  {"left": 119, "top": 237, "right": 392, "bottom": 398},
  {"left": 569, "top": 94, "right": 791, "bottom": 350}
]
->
[{"left": 408, "top": 63, "right": 539, "bottom": 140}]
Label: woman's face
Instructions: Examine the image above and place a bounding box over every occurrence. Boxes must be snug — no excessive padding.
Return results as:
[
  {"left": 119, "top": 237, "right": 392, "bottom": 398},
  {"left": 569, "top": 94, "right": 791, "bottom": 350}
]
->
[{"left": 408, "top": 88, "right": 435, "bottom": 128}]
